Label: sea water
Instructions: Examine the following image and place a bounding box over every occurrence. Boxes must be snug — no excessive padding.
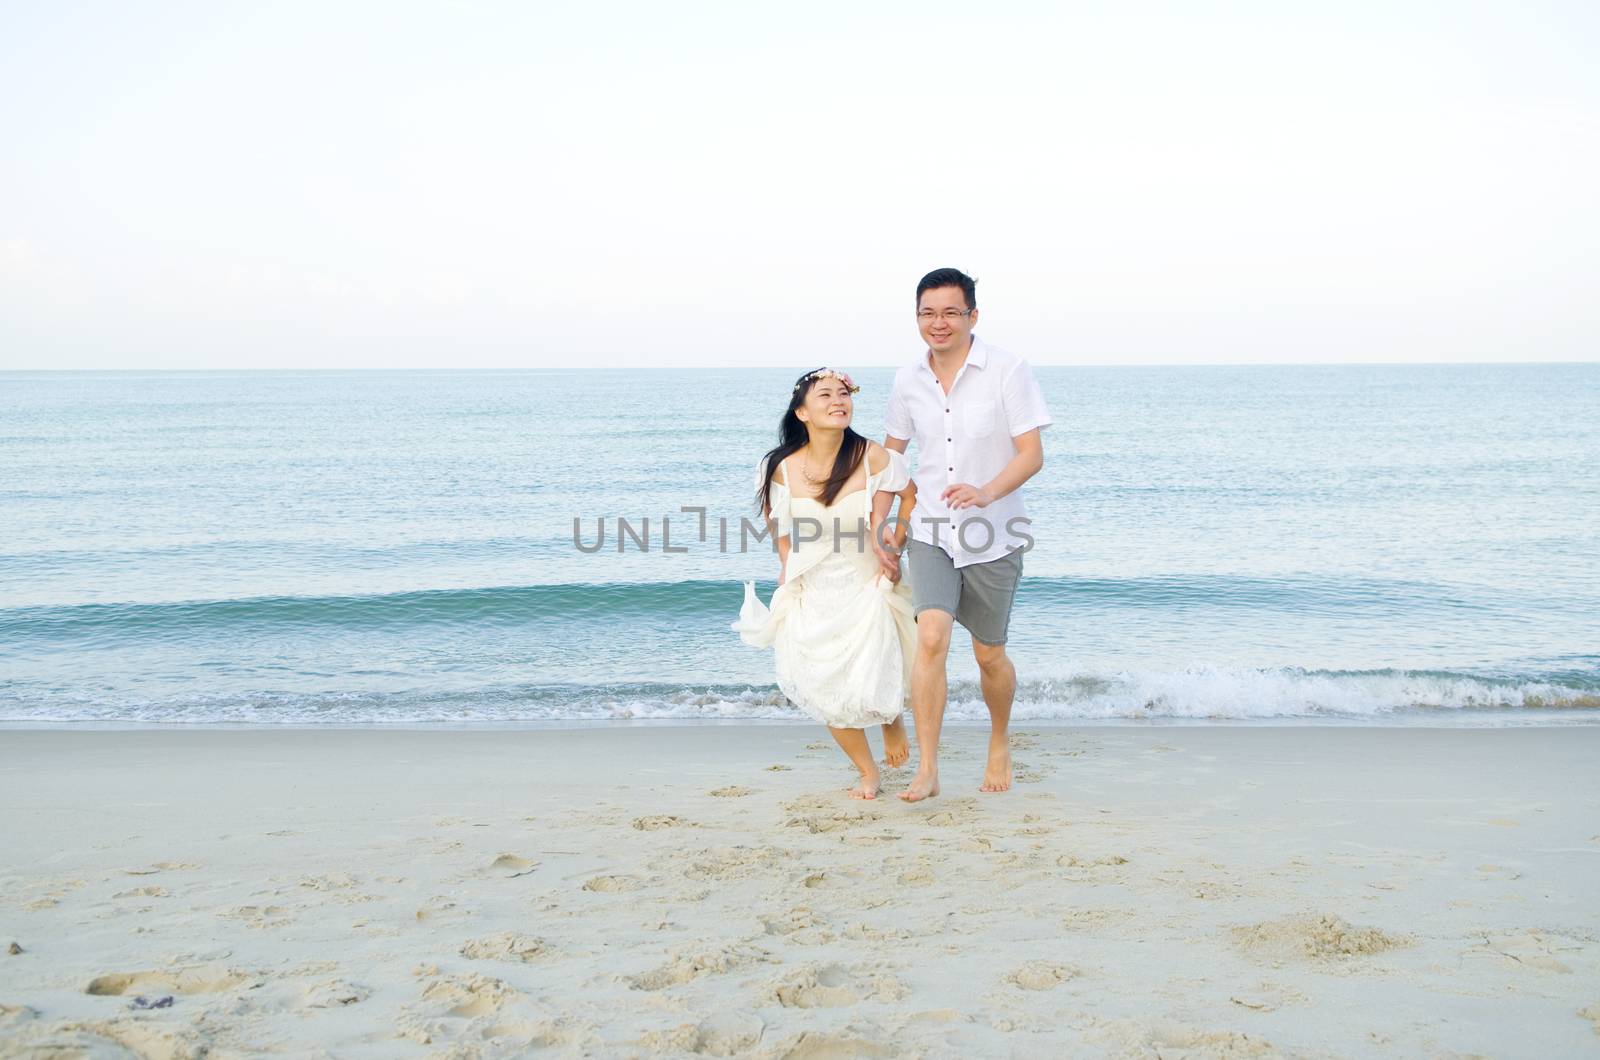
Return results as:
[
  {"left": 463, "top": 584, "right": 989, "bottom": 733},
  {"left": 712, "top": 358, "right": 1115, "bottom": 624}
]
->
[{"left": 2, "top": 363, "right": 1596, "bottom": 726}]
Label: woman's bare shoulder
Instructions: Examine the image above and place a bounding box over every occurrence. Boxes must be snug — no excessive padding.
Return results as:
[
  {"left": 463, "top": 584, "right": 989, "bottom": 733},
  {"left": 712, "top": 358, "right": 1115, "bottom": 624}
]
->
[{"left": 865, "top": 441, "right": 888, "bottom": 475}]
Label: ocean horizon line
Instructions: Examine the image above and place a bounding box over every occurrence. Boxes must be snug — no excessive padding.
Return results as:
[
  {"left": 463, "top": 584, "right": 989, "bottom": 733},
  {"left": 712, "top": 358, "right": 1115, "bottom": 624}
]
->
[{"left": 4, "top": 359, "right": 1599, "bottom": 375}]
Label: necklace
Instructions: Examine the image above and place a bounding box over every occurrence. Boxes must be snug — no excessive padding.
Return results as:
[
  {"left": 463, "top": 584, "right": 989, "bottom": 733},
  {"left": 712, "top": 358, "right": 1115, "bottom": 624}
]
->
[{"left": 800, "top": 449, "right": 836, "bottom": 486}]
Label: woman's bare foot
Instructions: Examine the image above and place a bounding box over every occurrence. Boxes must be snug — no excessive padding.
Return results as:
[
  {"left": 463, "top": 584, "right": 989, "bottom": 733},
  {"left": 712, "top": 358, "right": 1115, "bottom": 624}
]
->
[
  {"left": 979, "top": 736, "right": 1012, "bottom": 793},
  {"left": 848, "top": 770, "right": 881, "bottom": 800},
  {"left": 898, "top": 770, "right": 940, "bottom": 802},
  {"left": 882, "top": 718, "right": 910, "bottom": 768}
]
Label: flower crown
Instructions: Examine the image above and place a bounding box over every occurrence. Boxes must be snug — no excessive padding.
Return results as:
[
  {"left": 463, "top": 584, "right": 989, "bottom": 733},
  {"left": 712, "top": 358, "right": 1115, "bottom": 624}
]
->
[{"left": 793, "top": 367, "right": 860, "bottom": 394}]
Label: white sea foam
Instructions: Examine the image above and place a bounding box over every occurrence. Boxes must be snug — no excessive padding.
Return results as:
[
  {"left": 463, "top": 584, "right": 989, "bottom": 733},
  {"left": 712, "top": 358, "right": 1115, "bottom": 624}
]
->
[{"left": 2, "top": 667, "right": 1594, "bottom": 727}]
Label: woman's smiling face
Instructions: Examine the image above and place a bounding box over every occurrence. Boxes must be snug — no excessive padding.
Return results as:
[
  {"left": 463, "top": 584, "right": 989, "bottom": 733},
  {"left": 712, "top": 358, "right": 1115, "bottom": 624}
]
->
[{"left": 796, "top": 377, "right": 854, "bottom": 432}]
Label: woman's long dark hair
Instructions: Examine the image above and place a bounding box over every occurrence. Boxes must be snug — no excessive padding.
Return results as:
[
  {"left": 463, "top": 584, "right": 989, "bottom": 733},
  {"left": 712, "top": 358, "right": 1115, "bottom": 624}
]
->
[{"left": 756, "top": 369, "right": 868, "bottom": 516}]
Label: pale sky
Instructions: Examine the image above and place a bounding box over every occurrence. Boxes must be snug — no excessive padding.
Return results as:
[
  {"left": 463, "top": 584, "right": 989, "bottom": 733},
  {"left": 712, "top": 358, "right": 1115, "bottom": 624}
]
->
[{"left": 2, "top": 1, "right": 1596, "bottom": 369}]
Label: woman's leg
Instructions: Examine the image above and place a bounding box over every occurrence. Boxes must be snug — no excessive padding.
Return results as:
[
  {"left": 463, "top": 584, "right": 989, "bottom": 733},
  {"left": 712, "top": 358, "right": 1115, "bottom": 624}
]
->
[
  {"left": 881, "top": 715, "right": 910, "bottom": 767},
  {"left": 828, "top": 726, "right": 881, "bottom": 799}
]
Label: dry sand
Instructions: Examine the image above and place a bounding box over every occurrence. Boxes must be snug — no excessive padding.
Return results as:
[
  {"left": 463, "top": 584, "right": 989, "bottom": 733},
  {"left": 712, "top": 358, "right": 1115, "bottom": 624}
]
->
[{"left": 2, "top": 724, "right": 1598, "bottom": 1058}]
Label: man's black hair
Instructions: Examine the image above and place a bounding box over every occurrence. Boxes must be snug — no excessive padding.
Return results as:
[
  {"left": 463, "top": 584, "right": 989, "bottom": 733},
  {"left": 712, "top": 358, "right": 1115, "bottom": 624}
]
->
[{"left": 915, "top": 267, "right": 977, "bottom": 311}]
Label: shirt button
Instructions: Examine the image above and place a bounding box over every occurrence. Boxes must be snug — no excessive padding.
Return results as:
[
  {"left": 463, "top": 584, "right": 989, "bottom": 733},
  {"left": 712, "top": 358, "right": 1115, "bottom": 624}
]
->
[
  {"left": 946, "top": 437, "right": 952, "bottom": 442},
  {"left": 948, "top": 466, "right": 954, "bottom": 471}
]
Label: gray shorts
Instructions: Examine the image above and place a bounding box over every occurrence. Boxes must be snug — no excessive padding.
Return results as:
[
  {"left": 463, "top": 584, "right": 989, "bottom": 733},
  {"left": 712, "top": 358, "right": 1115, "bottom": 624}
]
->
[{"left": 904, "top": 539, "right": 1024, "bottom": 646}]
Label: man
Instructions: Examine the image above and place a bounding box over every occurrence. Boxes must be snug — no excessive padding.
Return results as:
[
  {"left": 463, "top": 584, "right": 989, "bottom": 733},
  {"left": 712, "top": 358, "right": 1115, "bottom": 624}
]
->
[{"left": 882, "top": 268, "right": 1052, "bottom": 802}]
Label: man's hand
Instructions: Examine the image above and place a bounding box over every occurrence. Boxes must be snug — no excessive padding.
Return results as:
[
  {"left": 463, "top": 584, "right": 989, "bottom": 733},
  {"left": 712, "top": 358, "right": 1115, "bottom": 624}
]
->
[
  {"left": 940, "top": 483, "right": 993, "bottom": 510},
  {"left": 871, "top": 538, "right": 901, "bottom": 583}
]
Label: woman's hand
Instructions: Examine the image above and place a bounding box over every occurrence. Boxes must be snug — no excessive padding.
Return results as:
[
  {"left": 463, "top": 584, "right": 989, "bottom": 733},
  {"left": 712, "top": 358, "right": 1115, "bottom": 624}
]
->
[{"left": 871, "top": 536, "right": 901, "bottom": 583}]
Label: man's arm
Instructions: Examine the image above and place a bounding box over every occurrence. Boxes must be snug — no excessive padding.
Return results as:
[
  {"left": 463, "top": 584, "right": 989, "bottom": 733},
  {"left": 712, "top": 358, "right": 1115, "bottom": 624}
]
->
[
  {"left": 880, "top": 435, "right": 916, "bottom": 550},
  {"left": 940, "top": 429, "right": 1044, "bottom": 510}
]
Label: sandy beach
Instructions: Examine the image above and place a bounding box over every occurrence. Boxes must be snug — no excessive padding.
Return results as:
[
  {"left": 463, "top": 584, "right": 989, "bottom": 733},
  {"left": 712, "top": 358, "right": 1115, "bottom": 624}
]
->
[{"left": 2, "top": 724, "right": 1598, "bottom": 1058}]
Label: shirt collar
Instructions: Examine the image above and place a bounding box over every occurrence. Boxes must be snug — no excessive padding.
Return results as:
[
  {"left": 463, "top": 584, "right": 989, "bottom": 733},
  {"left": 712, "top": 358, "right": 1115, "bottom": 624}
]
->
[{"left": 917, "top": 333, "right": 988, "bottom": 373}]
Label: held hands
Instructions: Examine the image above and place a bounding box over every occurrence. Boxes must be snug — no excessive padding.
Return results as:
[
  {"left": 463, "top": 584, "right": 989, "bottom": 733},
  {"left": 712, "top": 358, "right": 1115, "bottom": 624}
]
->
[
  {"left": 872, "top": 521, "right": 905, "bottom": 584},
  {"left": 940, "top": 483, "right": 993, "bottom": 510}
]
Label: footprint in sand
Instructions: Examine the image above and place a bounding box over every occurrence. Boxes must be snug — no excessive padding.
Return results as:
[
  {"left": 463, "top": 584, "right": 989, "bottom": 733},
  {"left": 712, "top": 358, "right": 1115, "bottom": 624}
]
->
[
  {"left": 1141, "top": 1025, "right": 1279, "bottom": 1056},
  {"left": 111, "top": 886, "right": 170, "bottom": 899},
  {"left": 709, "top": 786, "right": 755, "bottom": 797},
  {"left": 415, "top": 896, "right": 471, "bottom": 922},
  {"left": 1061, "top": 907, "right": 1136, "bottom": 933},
  {"left": 764, "top": 1031, "right": 899, "bottom": 1057},
  {"left": 1230, "top": 913, "right": 1411, "bottom": 961},
  {"left": 782, "top": 794, "right": 885, "bottom": 834},
  {"left": 842, "top": 922, "right": 913, "bottom": 943},
  {"left": 1466, "top": 930, "right": 1584, "bottom": 974},
  {"left": 632, "top": 815, "right": 690, "bottom": 831},
  {"left": 301, "top": 978, "right": 370, "bottom": 1008},
  {"left": 765, "top": 765, "right": 793, "bottom": 772},
  {"left": 626, "top": 944, "right": 774, "bottom": 991},
  {"left": 86, "top": 966, "right": 255, "bottom": 996},
  {"left": 424, "top": 973, "right": 514, "bottom": 1017},
  {"left": 123, "top": 861, "right": 200, "bottom": 876},
  {"left": 1057, "top": 853, "right": 1131, "bottom": 875},
  {"left": 771, "top": 963, "right": 907, "bottom": 1008},
  {"left": 638, "top": 1013, "right": 765, "bottom": 1055},
  {"left": 1228, "top": 982, "right": 1307, "bottom": 1012},
  {"left": 218, "top": 904, "right": 292, "bottom": 928},
  {"left": 760, "top": 906, "right": 835, "bottom": 945},
  {"left": 9, "top": 1020, "right": 200, "bottom": 1057},
  {"left": 460, "top": 931, "right": 551, "bottom": 962},
  {"left": 674, "top": 846, "right": 788, "bottom": 882},
  {"left": 582, "top": 874, "right": 644, "bottom": 893},
  {"left": 1005, "top": 960, "right": 1076, "bottom": 990},
  {"left": 922, "top": 798, "right": 981, "bottom": 827},
  {"left": 483, "top": 853, "right": 538, "bottom": 878}
]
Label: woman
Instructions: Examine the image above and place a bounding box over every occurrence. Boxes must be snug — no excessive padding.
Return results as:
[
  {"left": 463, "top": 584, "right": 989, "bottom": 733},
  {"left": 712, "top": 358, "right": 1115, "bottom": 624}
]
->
[{"left": 733, "top": 367, "right": 919, "bottom": 799}]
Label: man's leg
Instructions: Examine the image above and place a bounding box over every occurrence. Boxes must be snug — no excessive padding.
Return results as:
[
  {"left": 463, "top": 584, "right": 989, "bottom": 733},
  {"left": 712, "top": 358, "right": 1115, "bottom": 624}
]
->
[
  {"left": 901, "top": 608, "right": 952, "bottom": 802},
  {"left": 972, "top": 638, "right": 1016, "bottom": 792},
  {"left": 955, "top": 548, "right": 1023, "bottom": 793}
]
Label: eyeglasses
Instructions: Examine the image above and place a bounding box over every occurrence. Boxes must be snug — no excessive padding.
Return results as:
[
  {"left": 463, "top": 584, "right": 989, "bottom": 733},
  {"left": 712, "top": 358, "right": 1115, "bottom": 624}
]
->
[{"left": 917, "top": 308, "right": 973, "bottom": 322}]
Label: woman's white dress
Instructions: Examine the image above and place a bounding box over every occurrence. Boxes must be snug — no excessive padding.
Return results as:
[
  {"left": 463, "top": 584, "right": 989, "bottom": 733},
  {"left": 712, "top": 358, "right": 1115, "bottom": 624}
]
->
[{"left": 732, "top": 450, "right": 917, "bottom": 729}]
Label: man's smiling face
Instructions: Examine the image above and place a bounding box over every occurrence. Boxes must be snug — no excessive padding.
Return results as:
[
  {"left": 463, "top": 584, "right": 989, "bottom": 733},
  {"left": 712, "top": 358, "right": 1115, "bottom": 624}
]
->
[{"left": 917, "top": 285, "right": 978, "bottom": 356}]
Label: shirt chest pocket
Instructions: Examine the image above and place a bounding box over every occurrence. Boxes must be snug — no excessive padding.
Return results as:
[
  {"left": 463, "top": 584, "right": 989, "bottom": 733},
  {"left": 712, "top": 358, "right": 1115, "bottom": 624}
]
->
[{"left": 962, "top": 398, "right": 999, "bottom": 438}]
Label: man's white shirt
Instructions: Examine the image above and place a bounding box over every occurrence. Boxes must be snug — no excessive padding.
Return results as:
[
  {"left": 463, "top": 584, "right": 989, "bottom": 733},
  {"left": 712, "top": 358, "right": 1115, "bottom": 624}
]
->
[{"left": 884, "top": 335, "right": 1052, "bottom": 569}]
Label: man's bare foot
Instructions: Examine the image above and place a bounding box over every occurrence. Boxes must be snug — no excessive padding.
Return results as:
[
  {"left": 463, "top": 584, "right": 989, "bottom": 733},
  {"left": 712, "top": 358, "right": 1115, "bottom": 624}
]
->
[
  {"left": 848, "top": 771, "right": 881, "bottom": 800},
  {"left": 979, "top": 738, "right": 1012, "bottom": 793},
  {"left": 898, "top": 770, "right": 940, "bottom": 802},
  {"left": 882, "top": 719, "right": 910, "bottom": 768}
]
